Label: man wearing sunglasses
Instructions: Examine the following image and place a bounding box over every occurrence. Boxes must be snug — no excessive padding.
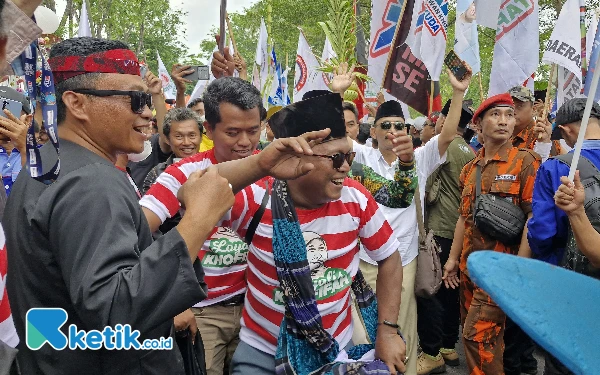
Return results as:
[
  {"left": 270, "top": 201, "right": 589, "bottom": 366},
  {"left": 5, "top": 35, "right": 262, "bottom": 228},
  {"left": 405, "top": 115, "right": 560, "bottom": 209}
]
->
[
  {"left": 3, "top": 37, "right": 328, "bottom": 374},
  {"left": 144, "top": 91, "right": 410, "bottom": 374},
  {"left": 335, "top": 68, "right": 473, "bottom": 375}
]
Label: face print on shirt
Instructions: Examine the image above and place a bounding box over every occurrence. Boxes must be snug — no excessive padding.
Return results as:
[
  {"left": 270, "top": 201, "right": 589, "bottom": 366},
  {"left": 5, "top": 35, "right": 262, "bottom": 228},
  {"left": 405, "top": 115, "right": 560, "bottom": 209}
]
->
[
  {"left": 273, "top": 231, "right": 351, "bottom": 305},
  {"left": 304, "top": 231, "right": 328, "bottom": 277}
]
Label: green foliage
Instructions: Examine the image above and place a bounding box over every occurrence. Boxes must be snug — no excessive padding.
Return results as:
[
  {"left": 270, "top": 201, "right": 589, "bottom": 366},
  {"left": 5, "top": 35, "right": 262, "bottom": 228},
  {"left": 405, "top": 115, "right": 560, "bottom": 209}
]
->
[
  {"left": 195, "top": 0, "right": 600, "bottom": 108},
  {"left": 318, "top": 0, "right": 356, "bottom": 65},
  {"left": 53, "top": 0, "right": 190, "bottom": 79}
]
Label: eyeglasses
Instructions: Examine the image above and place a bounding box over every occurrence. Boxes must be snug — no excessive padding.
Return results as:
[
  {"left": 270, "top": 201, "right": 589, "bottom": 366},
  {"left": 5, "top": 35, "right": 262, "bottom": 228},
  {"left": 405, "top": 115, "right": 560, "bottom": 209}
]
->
[
  {"left": 313, "top": 151, "right": 356, "bottom": 169},
  {"left": 378, "top": 121, "right": 405, "bottom": 131},
  {"left": 71, "top": 89, "right": 153, "bottom": 114}
]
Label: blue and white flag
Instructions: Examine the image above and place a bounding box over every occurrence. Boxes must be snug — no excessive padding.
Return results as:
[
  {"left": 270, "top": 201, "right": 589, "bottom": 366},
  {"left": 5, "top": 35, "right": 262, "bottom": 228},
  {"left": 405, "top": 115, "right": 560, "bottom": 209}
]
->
[
  {"left": 585, "top": 16, "right": 600, "bottom": 102},
  {"left": 268, "top": 47, "right": 288, "bottom": 106},
  {"left": 455, "top": 0, "right": 480, "bottom": 74},
  {"left": 406, "top": 0, "right": 449, "bottom": 81},
  {"left": 280, "top": 67, "right": 291, "bottom": 105}
]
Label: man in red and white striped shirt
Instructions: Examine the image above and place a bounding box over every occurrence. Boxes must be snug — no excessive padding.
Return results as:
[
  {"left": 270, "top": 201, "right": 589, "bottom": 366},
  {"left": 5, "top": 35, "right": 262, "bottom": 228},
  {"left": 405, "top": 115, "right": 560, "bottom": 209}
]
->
[
  {"left": 142, "top": 76, "right": 266, "bottom": 375},
  {"left": 143, "top": 92, "right": 408, "bottom": 374},
  {"left": 0, "top": 224, "right": 19, "bottom": 370}
]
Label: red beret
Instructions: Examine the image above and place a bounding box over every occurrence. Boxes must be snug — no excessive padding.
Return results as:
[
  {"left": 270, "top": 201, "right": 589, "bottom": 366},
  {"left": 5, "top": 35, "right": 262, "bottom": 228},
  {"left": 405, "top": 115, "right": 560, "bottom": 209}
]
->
[{"left": 472, "top": 93, "right": 514, "bottom": 123}]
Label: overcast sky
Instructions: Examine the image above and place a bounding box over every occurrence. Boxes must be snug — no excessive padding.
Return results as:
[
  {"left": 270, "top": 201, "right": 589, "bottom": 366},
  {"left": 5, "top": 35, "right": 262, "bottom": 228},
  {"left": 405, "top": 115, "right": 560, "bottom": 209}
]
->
[{"left": 54, "top": 0, "right": 259, "bottom": 55}]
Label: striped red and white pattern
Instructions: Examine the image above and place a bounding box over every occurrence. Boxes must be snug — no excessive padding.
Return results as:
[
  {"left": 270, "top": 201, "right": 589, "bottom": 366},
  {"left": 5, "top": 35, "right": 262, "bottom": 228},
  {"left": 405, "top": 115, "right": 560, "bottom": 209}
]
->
[
  {"left": 0, "top": 224, "right": 18, "bottom": 348},
  {"left": 140, "top": 149, "right": 259, "bottom": 306},
  {"left": 225, "top": 178, "right": 399, "bottom": 355}
]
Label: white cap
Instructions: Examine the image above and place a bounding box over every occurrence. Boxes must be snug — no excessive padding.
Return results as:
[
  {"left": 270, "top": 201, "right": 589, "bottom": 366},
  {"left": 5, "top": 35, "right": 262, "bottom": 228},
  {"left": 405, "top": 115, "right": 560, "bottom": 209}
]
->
[{"left": 412, "top": 116, "right": 427, "bottom": 132}]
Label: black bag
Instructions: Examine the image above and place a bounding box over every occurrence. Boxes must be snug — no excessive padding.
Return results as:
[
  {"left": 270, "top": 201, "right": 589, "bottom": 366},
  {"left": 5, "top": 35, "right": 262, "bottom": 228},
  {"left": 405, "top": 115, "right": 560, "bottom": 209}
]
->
[
  {"left": 555, "top": 153, "right": 600, "bottom": 279},
  {"left": 175, "top": 329, "right": 206, "bottom": 375},
  {"left": 473, "top": 165, "right": 526, "bottom": 245}
]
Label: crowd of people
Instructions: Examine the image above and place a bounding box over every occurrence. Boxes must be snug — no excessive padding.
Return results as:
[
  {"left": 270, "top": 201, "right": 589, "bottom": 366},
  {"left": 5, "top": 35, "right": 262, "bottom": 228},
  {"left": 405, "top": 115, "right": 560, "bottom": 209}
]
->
[{"left": 0, "top": 1, "right": 599, "bottom": 375}]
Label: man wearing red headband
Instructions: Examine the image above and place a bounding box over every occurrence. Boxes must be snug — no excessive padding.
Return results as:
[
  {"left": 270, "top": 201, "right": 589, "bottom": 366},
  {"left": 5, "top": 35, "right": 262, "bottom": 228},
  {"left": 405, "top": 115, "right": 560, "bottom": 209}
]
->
[
  {"left": 2, "top": 37, "right": 332, "bottom": 374},
  {"left": 442, "top": 94, "right": 540, "bottom": 375}
]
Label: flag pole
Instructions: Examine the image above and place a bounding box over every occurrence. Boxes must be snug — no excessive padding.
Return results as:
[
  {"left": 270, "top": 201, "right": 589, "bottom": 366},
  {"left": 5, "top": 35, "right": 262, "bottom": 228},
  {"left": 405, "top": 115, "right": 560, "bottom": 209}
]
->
[
  {"left": 225, "top": 12, "right": 238, "bottom": 55},
  {"left": 539, "top": 63, "right": 556, "bottom": 139},
  {"left": 429, "top": 80, "right": 434, "bottom": 114},
  {"left": 477, "top": 72, "right": 485, "bottom": 103},
  {"left": 568, "top": 50, "right": 600, "bottom": 181}
]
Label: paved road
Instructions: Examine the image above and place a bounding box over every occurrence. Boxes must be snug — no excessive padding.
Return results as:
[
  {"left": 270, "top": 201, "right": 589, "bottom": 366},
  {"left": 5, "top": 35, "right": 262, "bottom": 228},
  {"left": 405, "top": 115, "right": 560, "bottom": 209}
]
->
[{"left": 431, "top": 332, "right": 546, "bottom": 375}]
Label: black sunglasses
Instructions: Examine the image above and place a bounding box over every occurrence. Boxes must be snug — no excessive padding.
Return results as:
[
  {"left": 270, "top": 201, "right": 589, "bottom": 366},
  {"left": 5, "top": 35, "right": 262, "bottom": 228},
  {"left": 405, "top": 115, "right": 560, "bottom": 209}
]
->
[
  {"left": 313, "top": 151, "right": 356, "bottom": 169},
  {"left": 378, "top": 121, "right": 405, "bottom": 131},
  {"left": 72, "top": 89, "right": 153, "bottom": 114}
]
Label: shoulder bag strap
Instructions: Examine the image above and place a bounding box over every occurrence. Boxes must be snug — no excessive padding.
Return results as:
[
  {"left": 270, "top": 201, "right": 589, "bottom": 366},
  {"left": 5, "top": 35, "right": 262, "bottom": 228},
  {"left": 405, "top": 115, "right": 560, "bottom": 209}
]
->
[
  {"left": 414, "top": 185, "right": 426, "bottom": 238},
  {"left": 555, "top": 153, "right": 600, "bottom": 180},
  {"left": 473, "top": 164, "right": 481, "bottom": 219},
  {"left": 245, "top": 180, "right": 270, "bottom": 244}
]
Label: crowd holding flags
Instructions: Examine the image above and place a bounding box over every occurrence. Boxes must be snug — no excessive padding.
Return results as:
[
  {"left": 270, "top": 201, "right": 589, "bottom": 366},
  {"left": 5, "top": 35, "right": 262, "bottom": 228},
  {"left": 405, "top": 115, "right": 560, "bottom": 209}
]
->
[{"left": 246, "top": 0, "right": 600, "bottom": 124}]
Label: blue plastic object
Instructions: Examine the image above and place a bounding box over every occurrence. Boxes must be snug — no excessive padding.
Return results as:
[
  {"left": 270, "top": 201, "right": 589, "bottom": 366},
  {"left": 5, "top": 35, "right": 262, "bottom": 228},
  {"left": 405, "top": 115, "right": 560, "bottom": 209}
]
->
[{"left": 467, "top": 251, "right": 600, "bottom": 375}]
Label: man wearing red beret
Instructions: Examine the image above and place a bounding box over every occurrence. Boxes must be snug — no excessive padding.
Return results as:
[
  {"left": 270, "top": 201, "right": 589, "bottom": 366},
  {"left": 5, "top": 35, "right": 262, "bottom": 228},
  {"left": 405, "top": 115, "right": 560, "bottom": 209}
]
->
[{"left": 442, "top": 94, "right": 540, "bottom": 374}]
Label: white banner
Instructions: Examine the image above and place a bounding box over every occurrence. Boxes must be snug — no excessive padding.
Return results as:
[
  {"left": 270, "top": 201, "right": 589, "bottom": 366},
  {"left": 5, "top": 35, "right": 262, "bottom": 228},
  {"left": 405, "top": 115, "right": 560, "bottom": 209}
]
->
[
  {"left": 455, "top": 0, "right": 480, "bottom": 74},
  {"left": 293, "top": 32, "right": 327, "bottom": 102},
  {"left": 253, "top": 18, "right": 269, "bottom": 92},
  {"left": 474, "top": 0, "right": 502, "bottom": 29},
  {"left": 157, "top": 51, "right": 176, "bottom": 100},
  {"left": 406, "top": 0, "right": 449, "bottom": 81},
  {"left": 488, "top": 0, "right": 539, "bottom": 96},
  {"left": 542, "top": 0, "right": 581, "bottom": 82}
]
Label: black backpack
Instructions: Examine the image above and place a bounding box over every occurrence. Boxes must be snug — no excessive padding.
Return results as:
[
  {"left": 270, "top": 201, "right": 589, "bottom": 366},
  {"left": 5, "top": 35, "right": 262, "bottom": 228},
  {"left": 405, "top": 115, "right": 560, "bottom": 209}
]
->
[{"left": 555, "top": 153, "right": 600, "bottom": 279}]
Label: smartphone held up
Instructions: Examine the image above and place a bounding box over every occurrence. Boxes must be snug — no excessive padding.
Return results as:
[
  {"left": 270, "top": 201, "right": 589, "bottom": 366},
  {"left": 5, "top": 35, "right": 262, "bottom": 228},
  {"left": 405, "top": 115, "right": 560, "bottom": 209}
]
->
[
  {"left": 181, "top": 66, "right": 210, "bottom": 82},
  {"left": 444, "top": 50, "right": 469, "bottom": 81}
]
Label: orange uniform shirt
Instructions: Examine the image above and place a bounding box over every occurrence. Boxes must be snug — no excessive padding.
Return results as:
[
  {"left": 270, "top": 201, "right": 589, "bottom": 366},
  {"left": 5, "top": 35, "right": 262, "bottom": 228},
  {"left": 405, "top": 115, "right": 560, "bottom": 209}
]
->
[
  {"left": 512, "top": 119, "right": 563, "bottom": 156},
  {"left": 458, "top": 142, "right": 540, "bottom": 276}
]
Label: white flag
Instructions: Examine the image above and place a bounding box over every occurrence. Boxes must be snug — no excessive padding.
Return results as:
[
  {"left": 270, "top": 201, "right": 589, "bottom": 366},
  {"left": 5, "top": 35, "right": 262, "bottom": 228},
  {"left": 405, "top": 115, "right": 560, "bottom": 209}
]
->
[
  {"left": 253, "top": 18, "right": 269, "bottom": 92},
  {"left": 78, "top": 1, "right": 92, "bottom": 38},
  {"left": 542, "top": 0, "right": 582, "bottom": 108},
  {"left": 157, "top": 51, "right": 176, "bottom": 100},
  {"left": 542, "top": 0, "right": 581, "bottom": 80},
  {"left": 406, "top": 0, "right": 449, "bottom": 81},
  {"left": 474, "top": 0, "right": 502, "bottom": 29},
  {"left": 488, "top": 0, "right": 539, "bottom": 97},
  {"left": 320, "top": 37, "right": 337, "bottom": 90},
  {"left": 293, "top": 32, "right": 327, "bottom": 102},
  {"left": 455, "top": 0, "right": 480, "bottom": 74}
]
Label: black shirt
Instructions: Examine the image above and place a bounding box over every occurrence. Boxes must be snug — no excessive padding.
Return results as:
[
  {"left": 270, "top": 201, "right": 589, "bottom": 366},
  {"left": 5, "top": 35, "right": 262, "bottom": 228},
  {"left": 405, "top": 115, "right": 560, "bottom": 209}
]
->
[
  {"left": 4, "top": 140, "right": 206, "bottom": 374},
  {"left": 127, "top": 133, "right": 171, "bottom": 190}
]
